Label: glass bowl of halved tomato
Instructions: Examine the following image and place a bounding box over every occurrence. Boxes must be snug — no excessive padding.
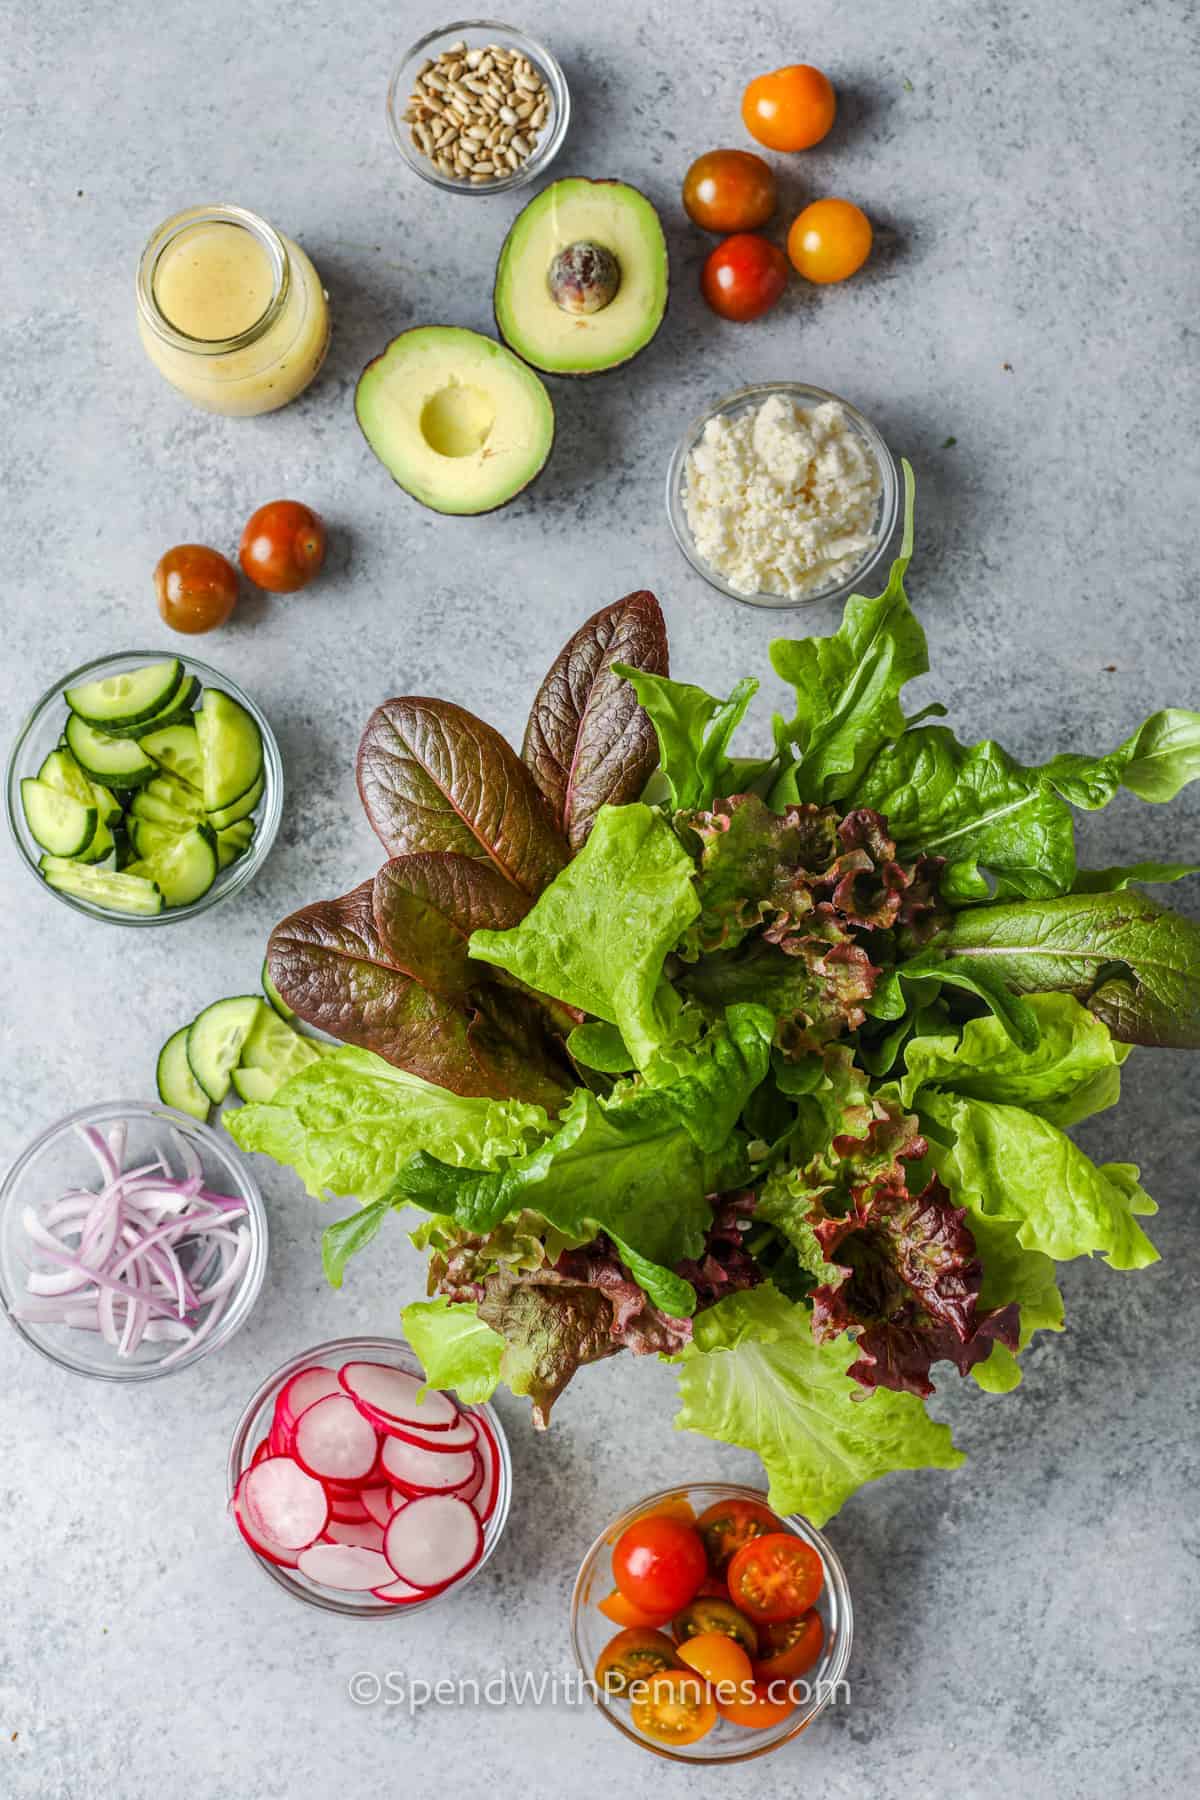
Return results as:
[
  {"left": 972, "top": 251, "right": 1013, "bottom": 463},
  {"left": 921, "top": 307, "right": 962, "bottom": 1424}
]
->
[{"left": 569, "top": 1483, "right": 853, "bottom": 1764}]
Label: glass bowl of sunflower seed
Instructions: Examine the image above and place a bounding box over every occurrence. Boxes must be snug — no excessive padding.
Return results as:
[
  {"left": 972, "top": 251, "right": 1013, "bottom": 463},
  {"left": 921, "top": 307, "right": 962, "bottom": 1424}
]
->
[{"left": 387, "top": 21, "right": 570, "bottom": 194}]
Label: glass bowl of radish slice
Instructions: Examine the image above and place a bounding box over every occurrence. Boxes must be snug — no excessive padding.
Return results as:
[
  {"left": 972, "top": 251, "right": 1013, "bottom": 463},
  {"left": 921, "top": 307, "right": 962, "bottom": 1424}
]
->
[
  {"left": 226, "top": 1337, "right": 511, "bottom": 1616},
  {"left": 0, "top": 1100, "right": 268, "bottom": 1379}
]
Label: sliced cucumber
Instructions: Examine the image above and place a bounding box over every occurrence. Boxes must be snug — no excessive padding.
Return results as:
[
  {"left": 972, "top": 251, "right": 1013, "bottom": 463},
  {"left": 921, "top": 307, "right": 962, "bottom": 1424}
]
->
[
  {"left": 90, "top": 781, "right": 123, "bottom": 826},
  {"left": 186, "top": 996, "right": 263, "bottom": 1103},
  {"left": 20, "top": 779, "right": 97, "bottom": 856},
  {"left": 147, "top": 771, "right": 204, "bottom": 815},
  {"left": 101, "top": 675, "right": 202, "bottom": 739},
  {"left": 74, "top": 816, "right": 116, "bottom": 865},
  {"left": 216, "top": 818, "right": 255, "bottom": 869},
  {"left": 64, "top": 714, "right": 156, "bottom": 788},
  {"left": 38, "top": 748, "right": 123, "bottom": 824},
  {"left": 39, "top": 856, "right": 163, "bottom": 916},
  {"left": 262, "top": 958, "right": 295, "bottom": 1021},
  {"left": 129, "top": 775, "right": 204, "bottom": 829},
  {"left": 127, "top": 823, "right": 218, "bottom": 907},
  {"left": 239, "top": 1004, "right": 324, "bottom": 1085},
  {"left": 207, "top": 770, "right": 264, "bottom": 831},
  {"left": 130, "top": 817, "right": 186, "bottom": 860},
  {"left": 197, "top": 689, "right": 263, "bottom": 813},
  {"left": 64, "top": 659, "right": 183, "bottom": 728},
  {"left": 231, "top": 1065, "right": 280, "bottom": 1104},
  {"left": 140, "top": 723, "right": 203, "bottom": 791},
  {"left": 157, "top": 1026, "right": 211, "bottom": 1121}
]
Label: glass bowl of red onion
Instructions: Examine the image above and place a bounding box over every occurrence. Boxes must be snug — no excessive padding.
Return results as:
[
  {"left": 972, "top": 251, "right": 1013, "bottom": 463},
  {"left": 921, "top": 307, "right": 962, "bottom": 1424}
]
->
[{"left": 0, "top": 1099, "right": 268, "bottom": 1380}]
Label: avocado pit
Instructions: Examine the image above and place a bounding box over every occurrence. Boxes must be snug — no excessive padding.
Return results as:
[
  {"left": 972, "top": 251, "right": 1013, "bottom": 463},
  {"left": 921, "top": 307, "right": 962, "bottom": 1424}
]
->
[{"left": 548, "top": 241, "right": 621, "bottom": 316}]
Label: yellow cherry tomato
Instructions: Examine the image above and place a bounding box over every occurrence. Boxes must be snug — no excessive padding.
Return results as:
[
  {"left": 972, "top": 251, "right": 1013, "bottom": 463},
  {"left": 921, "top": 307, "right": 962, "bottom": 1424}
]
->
[
  {"left": 742, "top": 64, "right": 836, "bottom": 151},
  {"left": 629, "top": 1670, "right": 718, "bottom": 1747},
  {"left": 787, "top": 199, "right": 873, "bottom": 284},
  {"left": 676, "top": 1630, "right": 755, "bottom": 1692}
]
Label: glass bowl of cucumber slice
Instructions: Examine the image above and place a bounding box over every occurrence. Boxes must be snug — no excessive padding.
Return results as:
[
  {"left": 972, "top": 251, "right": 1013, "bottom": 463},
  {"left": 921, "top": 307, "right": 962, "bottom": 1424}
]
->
[{"left": 4, "top": 651, "right": 283, "bottom": 926}]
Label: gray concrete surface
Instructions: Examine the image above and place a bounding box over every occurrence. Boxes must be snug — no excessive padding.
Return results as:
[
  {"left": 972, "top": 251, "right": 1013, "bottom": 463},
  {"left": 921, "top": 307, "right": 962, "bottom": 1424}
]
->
[{"left": 1, "top": 1, "right": 1197, "bottom": 1796}]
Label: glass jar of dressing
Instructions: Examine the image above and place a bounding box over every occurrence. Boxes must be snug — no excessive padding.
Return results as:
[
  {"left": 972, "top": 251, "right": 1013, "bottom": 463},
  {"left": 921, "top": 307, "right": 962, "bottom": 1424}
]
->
[{"left": 136, "top": 204, "right": 330, "bottom": 417}]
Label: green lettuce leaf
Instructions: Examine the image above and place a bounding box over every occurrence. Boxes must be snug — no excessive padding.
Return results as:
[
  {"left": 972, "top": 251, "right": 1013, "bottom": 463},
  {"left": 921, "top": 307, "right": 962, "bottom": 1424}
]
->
[
  {"left": 965, "top": 1210, "right": 1064, "bottom": 1393},
  {"left": 920, "top": 1091, "right": 1158, "bottom": 1270},
  {"left": 898, "top": 992, "right": 1129, "bottom": 1127},
  {"left": 768, "top": 460, "right": 927, "bottom": 807},
  {"left": 1042, "top": 708, "right": 1200, "bottom": 809},
  {"left": 470, "top": 803, "right": 700, "bottom": 1068},
  {"left": 611, "top": 667, "right": 758, "bottom": 811},
  {"left": 673, "top": 1284, "right": 963, "bottom": 1526},
  {"left": 1071, "top": 861, "right": 1200, "bottom": 893},
  {"left": 401, "top": 1296, "right": 504, "bottom": 1404},
  {"left": 225, "top": 1045, "right": 551, "bottom": 1201}
]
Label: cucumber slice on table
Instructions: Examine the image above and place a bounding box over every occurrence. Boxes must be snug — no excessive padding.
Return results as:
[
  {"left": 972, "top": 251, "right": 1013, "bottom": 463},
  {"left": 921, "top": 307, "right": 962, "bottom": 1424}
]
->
[
  {"left": 39, "top": 855, "right": 163, "bottom": 916},
  {"left": 20, "top": 779, "right": 97, "bottom": 856},
  {"left": 186, "top": 995, "right": 262, "bottom": 1103},
  {"left": 196, "top": 690, "right": 263, "bottom": 813},
  {"left": 262, "top": 958, "right": 295, "bottom": 1021},
  {"left": 157, "top": 1026, "right": 211, "bottom": 1121},
  {"left": 207, "top": 770, "right": 264, "bottom": 831},
  {"left": 126, "top": 823, "right": 218, "bottom": 907},
  {"left": 64, "top": 714, "right": 156, "bottom": 788},
  {"left": 140, "top": 723, "right": 203, "bottom": 791},
  {"left": 240, "top": 1004, "right": 324, "bottom": 1085},
  {"left": 64, "top": 659, "right": 183, "bottom": 729},
  {"left": 230, "top": 1065, "right": 280, "bottom": 1105},
  {"left": 216, "top": 818, "right": 255, "bottom": 869}
]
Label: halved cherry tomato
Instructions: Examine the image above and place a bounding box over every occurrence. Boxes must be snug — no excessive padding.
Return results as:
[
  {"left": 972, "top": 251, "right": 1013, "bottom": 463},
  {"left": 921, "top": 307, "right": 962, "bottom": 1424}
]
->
[
  {"left": 629, "top": 1670, "right": 717, "bottom": 1747},
  {"left": 676, "top": 1630, "right": 754, "bottom": 1691},
  {"left": 696, "top": 1574, "right": 731, "bottom": 1600},
  {"left": 726, "top": 1533, "right": 824, "bottom": 1623},
  {"left": 613, "top": 1515, "right": 707, "bottom": 1616},
  {"left": 754, "top": 1609, "right": 825, "bottom": 1681},
  {"left": 238, "top": 500, "right": 327, "bottom": 594},
  {"left": 696, "top": 1497, "right": 778, "bottom": 1574},
  {"left": 741, "top": 63, "right": 836, "bottom": 152},
  {"left": 672, "top": 1596, "right": 758, "bottom": 1658},
  {"left": 594, "top": 1628, "right": 680, "bottom": 1697},
  {"left": 683, "top": 149, "right": 777, "bottom": 233},
  {"left": 717, "top": 1680, "right": 799, "bottom": 1730},
  {"left": 787, "top": 199, "right": 872, "bottom": 284},
  {"left": 700, "top": 233, "right": 789, "bottom": 322},
  {"left": 639, "top": 1493, "right": 698, "bottom": 1526},
  {"left": 598, "top": 1588, "right": 675, "bottom": 1630}
]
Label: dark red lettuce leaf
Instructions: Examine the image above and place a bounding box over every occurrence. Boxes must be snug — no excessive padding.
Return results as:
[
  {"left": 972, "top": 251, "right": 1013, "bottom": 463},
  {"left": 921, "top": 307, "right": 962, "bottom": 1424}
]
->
[
  {"left": 472, "top": 1262, "right": 621, "bottom": 1429},
  {"left": 267, "top": 882, "right": 570, "bottom": 1108},
  {"left": 356, "top": 697, "right": 568, "bottom": 895},
  {"left": 373, "top": 852, "right": 530, "bottom": 1001},
  {"left": 521, "top": 591, "right": 668, "bottom": 849}
]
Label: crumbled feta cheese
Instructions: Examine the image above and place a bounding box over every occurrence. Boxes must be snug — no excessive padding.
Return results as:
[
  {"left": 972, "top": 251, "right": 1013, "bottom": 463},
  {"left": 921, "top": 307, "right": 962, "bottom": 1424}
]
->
[{"left": 682, "top": 395, "right": 883, "bottom": 599}]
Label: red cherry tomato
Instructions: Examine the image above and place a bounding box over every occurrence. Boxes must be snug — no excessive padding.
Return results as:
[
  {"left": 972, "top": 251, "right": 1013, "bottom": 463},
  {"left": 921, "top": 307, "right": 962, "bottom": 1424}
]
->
[
  {"left": 754, "top": 1609, "right": 825, "bottom": 1681},
  {"left": 701, "top": 233, "right": 790, "bottom": 322},
  {"left": 741, "top": 64, "right": 836, "bottom": 151},
  {"left": 696, "top": 1496, "right": 779, "bottom": 1574},
  {"left": 612, "top": 1515, "right": 708, "bottom": 1617},
  {"left": 238, "top": 500, "right": 327, "bottom": 594},
  {"left": 726, "top": 1533, "right": 825, "bottom": 1623},
  {"left": 154, "top": 544, "right": 239, "bottom": 635},
  {"left": 682, "top": 149, "right": 777, "bottom": 233}
]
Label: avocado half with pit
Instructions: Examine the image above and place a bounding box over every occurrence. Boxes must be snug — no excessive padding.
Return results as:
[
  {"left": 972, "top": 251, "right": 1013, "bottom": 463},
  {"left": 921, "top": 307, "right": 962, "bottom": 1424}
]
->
[
  {"left": 494, "top": 179, "right": 669, "bottom": 376},
  {"left": 355, "top": 326, "right": 555, "bottom": 515}
]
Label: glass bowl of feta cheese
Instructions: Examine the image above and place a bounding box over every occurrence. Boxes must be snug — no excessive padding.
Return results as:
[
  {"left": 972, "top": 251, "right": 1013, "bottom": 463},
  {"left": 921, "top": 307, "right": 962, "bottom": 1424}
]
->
[{"left": 666, "top": 382, "right": 898, "bottom": 609}]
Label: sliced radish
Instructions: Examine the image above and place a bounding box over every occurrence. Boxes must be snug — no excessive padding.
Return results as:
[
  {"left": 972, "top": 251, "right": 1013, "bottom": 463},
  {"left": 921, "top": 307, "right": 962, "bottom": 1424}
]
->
[
  {"left": 277, "top": 1365, "right": 341, "bottom": 1424},
  {"left": 293, "top": 1394, "right": 379, "bottom": 1484},
  {"left": 251, "top": 1437, "right": 272, "bottom": 1467},
  {"left": 328, "top": 1493, "right": 372, "bottom": 1524},
  {"left": 339, "top": 1360, "right": 458, "bottom": 1430},
  {"left": 390, "top": 1489, "right": 410, "bottom": 1514},
  {"left": 268, "top": 1417, "right": 293, "bottom": 1457},
  {"left": 237, "top": 1456, "right": 329, "bottom": 1555},
  {"left": 324, "top": 1516, "right": 387, "bottom": 1552},
  {"left": 361, "top": 1486, "right": 396, "bottom": 1530},
  {"left": 297, "top": 1543, "right": 394, "bottom": 1591},
  {"left": 372, "top": 1574, "right": 434, "bottom": 1604},
  {"left": 383, "top": 1494, "right": 483, "bottom": 1589},
  {"left": 233, "top": 1492, "right": 302, "bottom": 1568},
  {"left": 471, "top": 1414, "right": 500, "bottom": 1524},
  {"left": 380, "top": 1435, "right": 477, "bottom": 1492},
  {"left": 376, "top": 1412, "right": 478, "bottom": 1455},
  {"left": 456, "top": 1450, "right": 485, "bottom": 1507}
]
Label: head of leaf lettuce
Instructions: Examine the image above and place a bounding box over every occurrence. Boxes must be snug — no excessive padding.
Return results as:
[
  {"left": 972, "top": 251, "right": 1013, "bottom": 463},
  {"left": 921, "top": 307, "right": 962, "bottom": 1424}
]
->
[{"left": 227, "top": 469, "right": 1200, "bottom": 1528}]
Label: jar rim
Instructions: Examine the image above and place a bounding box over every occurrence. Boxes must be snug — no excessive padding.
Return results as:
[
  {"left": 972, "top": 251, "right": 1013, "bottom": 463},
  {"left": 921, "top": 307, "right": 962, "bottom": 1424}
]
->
[{"left": 136, "top": 204, "right": 291, "bottom": 356}]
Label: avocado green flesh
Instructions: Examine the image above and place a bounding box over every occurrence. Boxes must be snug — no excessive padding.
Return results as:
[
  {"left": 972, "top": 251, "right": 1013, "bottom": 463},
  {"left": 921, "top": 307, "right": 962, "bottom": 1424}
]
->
[
  {"left": 494, "top": 180, "right": 669, "bottom": 375},
  {"left": 355, "top": 326, "right": 555, "bottom": 515}
]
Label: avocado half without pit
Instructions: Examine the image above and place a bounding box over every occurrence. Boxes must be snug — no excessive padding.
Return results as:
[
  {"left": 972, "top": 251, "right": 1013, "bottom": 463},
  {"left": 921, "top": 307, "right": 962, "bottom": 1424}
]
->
[
  {"left": 494, "top": 179, "right": 669, "bottom": 375},
  {"left": 355, "top": 326, "right": 555, "bottom": 515}
]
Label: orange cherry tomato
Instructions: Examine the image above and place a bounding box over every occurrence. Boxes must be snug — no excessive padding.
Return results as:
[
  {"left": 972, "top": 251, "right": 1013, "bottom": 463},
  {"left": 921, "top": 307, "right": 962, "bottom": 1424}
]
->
[
  {"left": 754, "top": 1609, "right": 825, "bottom": 1682},
  {"left": 700, "top": 233, "right": 789, "bottom": 322},
  {"left": 594, "top": 1628, "right": 680, "bottom": 1697},
  {"left": 726, "top": 1533, "right": 824, "bottom": 1623},
  {"left": 638, "top": 1493, "right": 698, "bottom": 1526},
  {"left": 717, "top": 1680, "right": 799, "bottom": 1730},
  {"left": 676, "top": 1630, "right": 754, "bottom": 1691},
  {"left": 598, "top": 1588, "right": 675, "bottom": 1630},
  {"left": 629, "top": 1670, "right": 717, "bottom": 1747},
  {"left": 154, "top": 544, "right": 239, "bottom": 635},
  {"left": 238, "top": 499, "right": 327, "bottom": 594},
  {"left": 742, "top": 64, "right": 836, "bottom": 151},
  {"left": 696, "top": 1496, "right": 779, "bottom": 1574},
  {"left": 612, "top": 1515, "right": 707, "bottom": 1616},
  {"left": 787, "top": 199, "right": 873, "bottom": 284},
  {"left": 682, "top": 149, "right": 777, "bottom": 233}
]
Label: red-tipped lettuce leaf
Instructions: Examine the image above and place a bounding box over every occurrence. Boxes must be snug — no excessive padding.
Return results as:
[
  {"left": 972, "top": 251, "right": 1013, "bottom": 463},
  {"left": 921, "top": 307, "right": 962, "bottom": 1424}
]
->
[
  {"left": 522, "top": 591, "right": 668, "bottom": 849},
  {"left": 373, "top": 852, "right": 530, "bottom": 1001},
  {"left": 357, "top": 697, "right": 568, "bottom": 895}
]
